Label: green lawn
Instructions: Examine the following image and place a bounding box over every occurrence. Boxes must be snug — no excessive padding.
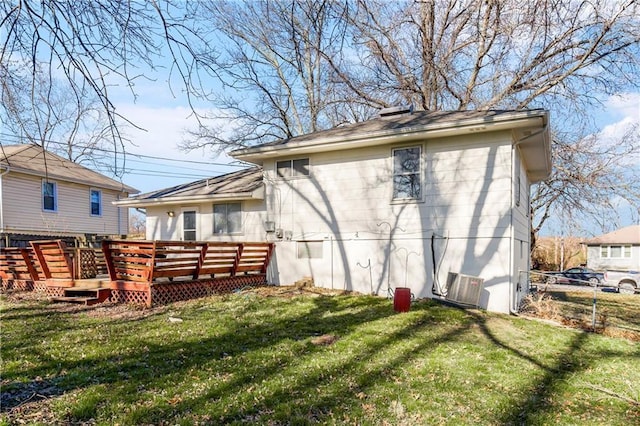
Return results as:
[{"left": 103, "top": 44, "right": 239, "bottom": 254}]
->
[{"left": 1, "top": 289, "right": 639, "bottom": 425}]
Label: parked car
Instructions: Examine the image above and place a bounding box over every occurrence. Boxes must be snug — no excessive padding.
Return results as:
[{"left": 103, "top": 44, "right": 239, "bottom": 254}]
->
[
  {"left": 545, "top": 267, "right": 604, "bottom": 285},
  {"left": 603, "top": 270, "right": 639, "bottom": 294}
]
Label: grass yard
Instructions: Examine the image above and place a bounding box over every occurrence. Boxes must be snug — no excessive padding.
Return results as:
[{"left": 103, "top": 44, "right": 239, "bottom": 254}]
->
[{"left": 1, "top": 287, "right": 639, "bottom": 425}]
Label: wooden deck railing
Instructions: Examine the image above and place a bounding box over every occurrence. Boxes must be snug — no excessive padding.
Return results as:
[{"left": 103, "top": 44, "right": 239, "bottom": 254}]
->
[
  {"left": 101, "top": 240, "right": 274, "bottom": 283},
  {"left": 0, "top": 248, "right": 41, "bottom": 281},
  {"left": 29, "top": 240, "right": 76, "bottom": 281}
]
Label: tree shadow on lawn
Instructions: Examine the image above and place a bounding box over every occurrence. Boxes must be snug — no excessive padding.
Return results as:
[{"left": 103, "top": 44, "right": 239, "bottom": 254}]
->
[
  {"left": 468, "top": 310, "right": 640, "bottom": 424},
  {"left": 5, "top": 295, "right": 638, "bottom": 424},
  {"left": 2, "top": 295, "right": 472, "bottom": 423}
]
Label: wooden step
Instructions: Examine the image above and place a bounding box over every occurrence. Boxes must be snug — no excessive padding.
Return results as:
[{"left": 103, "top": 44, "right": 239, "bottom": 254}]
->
[{"left": 49, "top": 288, "right": 111, "bottom": 306}]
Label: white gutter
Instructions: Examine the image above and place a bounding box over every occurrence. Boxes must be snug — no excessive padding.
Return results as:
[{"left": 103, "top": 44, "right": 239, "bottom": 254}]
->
[
  {"left": 233, "top": 113, "right": 547, "bottom": 163},
  {"left": 0, "top": 166, "right": 10, "bottom": 232},
  {"left": 113, "top": 189, "right": 263, "bottom": 208}
]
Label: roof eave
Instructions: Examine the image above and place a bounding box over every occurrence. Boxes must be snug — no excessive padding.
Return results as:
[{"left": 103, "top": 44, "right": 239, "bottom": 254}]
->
[
  {"left": 231, "top": 111, "right": 549, "bottom": 164},
  {"left": 114, "top": 186, "right": 264, "bottom": 208}
]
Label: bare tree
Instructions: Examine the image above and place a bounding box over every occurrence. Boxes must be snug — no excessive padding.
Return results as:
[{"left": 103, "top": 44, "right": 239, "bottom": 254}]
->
[
  {"left": 3, "top": 0, "right": 638, "bottom": 234},
  {"left": 532, "top": 122, "right": 640, "bottom": 235},
  {"left": 340, "top": 0, "right": 640, "bottom": 112},
  {"left": 188, "top": 0, "right": 639, "bottom": 234},
  {"left": 180, "top": 0, "right": 357, "bottom": 154},
  {"left": 1, "top": 0, "right": 217, "bottom": 167},
  {"left": 1, "top": 63, "right": 114, "bottom": 167}
]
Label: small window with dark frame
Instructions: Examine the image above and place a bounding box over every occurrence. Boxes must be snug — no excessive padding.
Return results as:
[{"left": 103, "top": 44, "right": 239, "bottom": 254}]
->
[
  {"left": 213, "top": 203, "right": 242, "bottom": 234},
  {"left": 90, "top": 189, "right": 102, "bottom": 216},
  {"left": 276, "top": 158, "right": 310, "bottom": 178},
  {"left": 392, "top": 147, "right": 421, "bottom": 200},
  {"left": 42, "top": 180, "right": 57, "bottom": 212}
]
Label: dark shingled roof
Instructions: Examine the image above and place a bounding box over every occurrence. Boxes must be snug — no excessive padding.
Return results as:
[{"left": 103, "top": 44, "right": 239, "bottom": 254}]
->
[
  {"left": 1, "top": 144, "right": 137, "bottom": 193},
  {"left": 125, "top": 167, "right": 263, "bottom": 201},
  {"left": 242, "top": 109, "right": 546, "bottom": 149}
]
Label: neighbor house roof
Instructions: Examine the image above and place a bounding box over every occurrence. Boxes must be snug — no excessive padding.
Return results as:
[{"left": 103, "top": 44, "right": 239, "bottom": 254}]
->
[
  {"left": 0, "top": 144, "right": 138, "bottom": 193},
  {"left": 231, "top": 109, "right": 552, "bottom": 183},
  {"left": 584, "top": 225, "right": 640, "bottom": 245},
  {"left": 114, "top": 167, "right": 264, "bottom": 207}
]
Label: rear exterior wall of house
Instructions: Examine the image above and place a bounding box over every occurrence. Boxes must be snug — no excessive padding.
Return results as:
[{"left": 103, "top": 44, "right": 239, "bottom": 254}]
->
[{"left": 263, "top": 130, "right": 526, "bottom": 313}]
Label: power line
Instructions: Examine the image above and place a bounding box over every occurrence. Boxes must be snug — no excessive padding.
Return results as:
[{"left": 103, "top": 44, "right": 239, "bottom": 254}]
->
[{"left": 0, "top": 132, "right": 247, "bottom": 168}]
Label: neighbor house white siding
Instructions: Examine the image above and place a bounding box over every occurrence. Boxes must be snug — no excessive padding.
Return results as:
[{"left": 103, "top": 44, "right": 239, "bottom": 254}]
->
[
  {"left": 1, "top": 171, "right": 129, "bottom": 236},
  {"left": 586, "top": 245, "right": 640, "bottom": 271}
]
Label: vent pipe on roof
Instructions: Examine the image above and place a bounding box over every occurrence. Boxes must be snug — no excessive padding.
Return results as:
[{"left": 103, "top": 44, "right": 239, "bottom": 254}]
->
[{"left": 379, "top": 104, "right": 414, "bottom": 117}]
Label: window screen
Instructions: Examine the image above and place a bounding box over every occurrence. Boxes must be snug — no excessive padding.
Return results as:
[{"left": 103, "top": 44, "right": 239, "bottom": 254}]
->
[
  {"left": 392, "top": 147, "right": 421, "bottom": 199},
  {"left": 213, "top": 203, "right": 242, "bottom": 234}
]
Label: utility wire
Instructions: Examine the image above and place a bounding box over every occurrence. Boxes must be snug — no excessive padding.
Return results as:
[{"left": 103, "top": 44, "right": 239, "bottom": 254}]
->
[{"left": 0, "top": 132, "right": 246, "bottom": 168}]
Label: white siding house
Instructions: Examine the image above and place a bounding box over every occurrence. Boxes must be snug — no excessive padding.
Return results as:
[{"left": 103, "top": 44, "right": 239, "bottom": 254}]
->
[
  {"left": 117, "top": 109, "right": 551, "bottom": 313},
  {"left": 0, "top": 144, "right": 137, "bottom": 246},
  {"left": 584, "top": 225, "right": 640, "bottom": 271}
]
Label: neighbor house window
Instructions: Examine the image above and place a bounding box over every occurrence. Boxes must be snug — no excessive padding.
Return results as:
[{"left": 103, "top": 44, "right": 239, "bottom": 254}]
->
[
  {"left": 213, "top": 203, "right": 242, "bottom": 234},
  {"left": 600, "top": 245, "right": 632, "bottom": 258},
  {"left": 297, "top": 241, "right": 323, "bottom": 259},
  {"left": 42, "top": 180, "right": 57, "bottom": 212},
  {"left": 276, "top": 158, "right": 310, "bottom": 178},
  {"left": 90, "top": 189, "right": 102, "bottom": 216},
  {"left": 392, "top": 146, "right": 421, "bottom": 200}
]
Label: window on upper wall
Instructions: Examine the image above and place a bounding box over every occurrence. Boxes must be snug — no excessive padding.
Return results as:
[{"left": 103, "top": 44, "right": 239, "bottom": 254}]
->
[
  {"left": 213, "top": 203, "right": 242, "bottom": 234},
  {"left": 90, "top": 189, "right": 102, "bottom": 216},
  {"left": 600, "top": 245, "right": 632, "bottom": 258},
  {"left": 276, "top": 158, "right": 310, "bottom": 178},
  {"left": 42, "top": 180, "right": 57, "bottom": 212},
  {"left": 392, "top": 146, "right": 421, "bottom": 200}
]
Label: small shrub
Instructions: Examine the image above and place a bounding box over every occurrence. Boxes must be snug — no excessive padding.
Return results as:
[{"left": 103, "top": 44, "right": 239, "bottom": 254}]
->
[{"left": 520, "top": 292, "right": 560, "bottom": 320}]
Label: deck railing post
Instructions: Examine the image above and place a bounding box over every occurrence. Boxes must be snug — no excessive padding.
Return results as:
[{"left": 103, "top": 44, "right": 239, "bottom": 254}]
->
[
  {"left": 232, "top": 243, "right": 243, "bottom": 277},
  {"left": 148, "top": 241, "right": 158, "bottom": 283},
  {"left": 20, "top": 248, "right": 40, "bottom": 281},
  {"left": 102, "top": 240, "right": 117, "bottom": 280},
  {"left": 30, "top": 242, "right": 51, "bottom": 279},
  {"left": 262, "top": 243, "right": 274, "bottom": 274},
  {"left": 194, "top": 242, "right": 207, "bottom": 280}
]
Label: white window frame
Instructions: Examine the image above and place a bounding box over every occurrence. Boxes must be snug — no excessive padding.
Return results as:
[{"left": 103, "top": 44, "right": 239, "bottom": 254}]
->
[
  {"left": 213, "top": 203, "right": 242, "bottom": 235},
  {"left": 42, "top": 180, "right": 57, "bottom": 212},
  {"left": 90, "top": 189, "right": 102, "bottom": 216},
  {"left": 600, "top": 245, "right": 632, "bottom": 259},
  {"left": 181, "top": 208, "right": 199, "bottom": 241},
  {"left": 392, "top": 146, "right": 422, "bottom": 201},
  {"left": 276, "top": 158, "right": 310, "bottom": 179}
]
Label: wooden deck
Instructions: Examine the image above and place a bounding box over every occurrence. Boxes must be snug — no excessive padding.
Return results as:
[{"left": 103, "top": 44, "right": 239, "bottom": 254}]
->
[{"left": 1, "top": 239, "right": 275, "bottom": 306}]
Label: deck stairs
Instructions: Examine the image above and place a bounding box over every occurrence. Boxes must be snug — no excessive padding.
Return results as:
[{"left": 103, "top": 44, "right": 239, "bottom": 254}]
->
[{"left": 49, "top": 279, "right": 112, "bottom": 306}]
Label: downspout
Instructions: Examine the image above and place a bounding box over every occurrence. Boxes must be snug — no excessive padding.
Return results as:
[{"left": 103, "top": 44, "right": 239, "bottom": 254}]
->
[
  {"left": 0, "top": 166, "right": 10, "bottom": 233},
  {"left": 509, "top": 134, "right": 534, "bottom": 315},
  {"left": 509, "top": 149, "right": 517, "bottom": 315}
]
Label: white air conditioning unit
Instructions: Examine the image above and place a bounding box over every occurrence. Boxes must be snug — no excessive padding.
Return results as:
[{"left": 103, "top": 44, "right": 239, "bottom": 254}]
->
[{"left": 445, "top": 272, "right": 484, "bottom": 307}]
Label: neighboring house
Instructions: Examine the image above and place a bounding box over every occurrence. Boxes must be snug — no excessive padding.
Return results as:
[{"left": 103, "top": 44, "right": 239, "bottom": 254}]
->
[
  {"left": 0, "top": 144, "right": 138, "bottom": 247},
  {"left": 117, "top": 109, "right": 551, "bottom": 313},
  {"left": 584, "top": 225, "right": 640, "bottom": 271}
]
